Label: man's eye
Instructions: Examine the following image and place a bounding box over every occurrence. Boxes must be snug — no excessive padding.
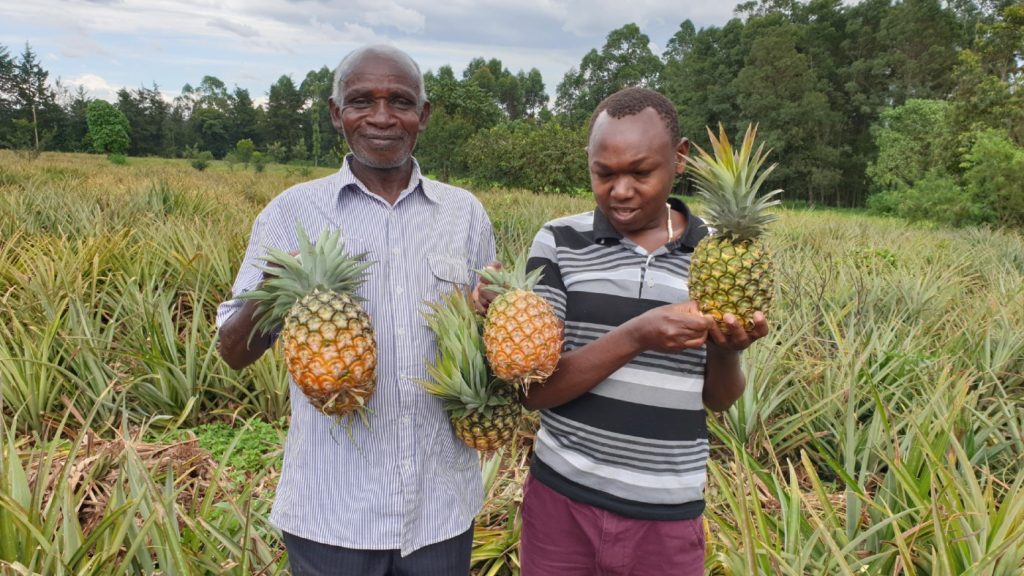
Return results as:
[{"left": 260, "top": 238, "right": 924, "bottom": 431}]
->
[
  {"left": 392, "top": 98, "right": 415, "bottom": 109},
  {"left": 347, "top": 98, "right": 371, "bottom": 108}
]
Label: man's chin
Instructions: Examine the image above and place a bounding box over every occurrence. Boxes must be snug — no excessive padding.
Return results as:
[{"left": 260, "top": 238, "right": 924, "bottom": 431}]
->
[{"left": 350, "top": 152, "right": 411, "bottom": 171}]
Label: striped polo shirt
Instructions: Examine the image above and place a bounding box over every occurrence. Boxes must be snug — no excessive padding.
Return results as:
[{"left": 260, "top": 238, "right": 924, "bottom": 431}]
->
[
  {"left": 217, "top": 155, "right": 495, "bottom": 556},
  {"left": 526, "top": 197, "right": 711, "bottom": 520}
]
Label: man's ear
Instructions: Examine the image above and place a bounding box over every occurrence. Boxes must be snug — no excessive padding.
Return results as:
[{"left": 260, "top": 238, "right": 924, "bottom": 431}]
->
[
  {"left": 328, "top": 97, "right": 343, "bottom": 131},
  {"left": 675, "top": 138, "right": 690, "bottom": 175},
  {"left": 418, "top": 101, "right": 431, "bottom": 133}
]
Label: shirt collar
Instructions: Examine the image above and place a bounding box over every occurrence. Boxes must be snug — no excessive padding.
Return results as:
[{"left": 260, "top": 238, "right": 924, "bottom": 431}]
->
[
  {"left": 592, "top": 196, "right": 707, "bottom": 249},
  {"left": 335, "top": 154, "right": 439, "bottom": 204}
]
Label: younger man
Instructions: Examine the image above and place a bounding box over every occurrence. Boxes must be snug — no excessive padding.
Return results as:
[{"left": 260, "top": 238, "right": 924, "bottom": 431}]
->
[{"left": 515, "top": 87, "right": 769, "bottom": 575}]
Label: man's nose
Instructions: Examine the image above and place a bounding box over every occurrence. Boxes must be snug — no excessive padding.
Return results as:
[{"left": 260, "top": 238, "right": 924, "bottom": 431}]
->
[
  {"left": 366, "top": 99, "right": 396, "bottom": 125},
  {"left": 610, "top": 177, "right": 634, "bottom": 199}
]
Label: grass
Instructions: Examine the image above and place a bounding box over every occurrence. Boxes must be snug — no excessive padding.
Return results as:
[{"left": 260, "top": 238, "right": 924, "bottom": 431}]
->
[{"left": 1, "top": 150, "right": 1022, "bottom": 575}]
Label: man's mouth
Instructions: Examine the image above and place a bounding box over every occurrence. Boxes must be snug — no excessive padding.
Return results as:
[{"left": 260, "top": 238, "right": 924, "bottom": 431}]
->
[{"left": 610, "top": 206, "right": 640, "bottom": 219}]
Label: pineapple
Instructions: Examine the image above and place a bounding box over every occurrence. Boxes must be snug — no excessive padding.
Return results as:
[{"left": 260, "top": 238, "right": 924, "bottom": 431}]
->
[
  {"left": 421, "top": 290, "right": 522, "bottom": 452},
  {"left": 687, "top": 124, "right": 782, "bottom": 330},
  {"left": 241, "top": 225, "right": 377, "bottom": 418},
  {"left": 478, "top": 260, "right": 562, "bottom": 391}
]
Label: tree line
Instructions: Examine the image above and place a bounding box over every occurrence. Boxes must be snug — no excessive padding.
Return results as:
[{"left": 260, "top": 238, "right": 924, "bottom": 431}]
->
[{"left": 1, "top": 0, "right": 1021, "bottom": 226}]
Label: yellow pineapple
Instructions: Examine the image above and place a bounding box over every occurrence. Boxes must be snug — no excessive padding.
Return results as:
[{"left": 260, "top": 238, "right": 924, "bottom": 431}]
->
[
  {"left": 687, "top": 124, "right": 781, "bottom": 330},
  {"left": 242, "top": 225, "right": 376, "bottom": 418},
  {"left": 478, "top": 260, "right": 562, "bottom": 391},
  {"left": 421, "top": 290, "right": 522, "bottom": 452}
]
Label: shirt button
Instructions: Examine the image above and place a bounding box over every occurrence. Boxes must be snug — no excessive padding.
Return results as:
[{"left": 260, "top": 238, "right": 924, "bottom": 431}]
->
[
  {"left": 397, "top": 327, "right": 406, "bottom": 336},
  {"left": 392, "top": 247, "right": 400, "bottom": 256}
]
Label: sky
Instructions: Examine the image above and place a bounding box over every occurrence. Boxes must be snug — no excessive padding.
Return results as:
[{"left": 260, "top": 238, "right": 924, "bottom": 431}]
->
[{"left": 2, "top": 0, "right": 740, "bottom": 106}]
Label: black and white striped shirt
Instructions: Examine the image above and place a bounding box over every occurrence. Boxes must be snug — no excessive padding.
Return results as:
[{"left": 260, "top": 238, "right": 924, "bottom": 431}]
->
[
  {"left": 527, "top": 197, "right": 711, "bottom": 520},
  {"left": 217, "top": 156, "right": 495, "bottom": 555}
]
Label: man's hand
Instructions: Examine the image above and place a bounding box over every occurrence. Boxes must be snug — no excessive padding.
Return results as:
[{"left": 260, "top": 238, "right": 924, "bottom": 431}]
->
[
  {"left": 707, "top": 311, "right": 769, "bottom": 352},
  {"left": 472, "top": 260, "right": 502, "bottom": 314},
  {"left": 625, "top": 301, "right": 713, "bottom": 352}
]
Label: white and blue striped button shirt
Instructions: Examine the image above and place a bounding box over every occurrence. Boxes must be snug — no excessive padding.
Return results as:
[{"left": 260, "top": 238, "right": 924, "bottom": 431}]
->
[{"left": 217, "top": 156, "right": 495, "bottom": 556}]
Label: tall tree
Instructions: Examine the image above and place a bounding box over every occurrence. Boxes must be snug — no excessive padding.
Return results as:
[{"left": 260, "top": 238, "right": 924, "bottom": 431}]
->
[
  {"left": 13, "top": 43, "right": 56, "bottom": 150},
  {"left": 86, "top": 99, "right": 130, "bottom": 155},
  {"left": 734, "top": 22, "right": 843, "bottom": 205},
  {"left": 880, "top": 0, "right": 961, "bottom": 102},
  {"left": 555, "top": 23, "right": 664, "bottom": 125},
  {"left": 228, "top": 87, "right": 259, "bottom": 147},
  {"left": 117, "top": 85, "right": 169, "bottom": 156},
  {"left": 300, "top": 67, "right": 335, "bottom": 165},
  {"left": 265, "top": 74, "right": 304, "bottom": 158}
]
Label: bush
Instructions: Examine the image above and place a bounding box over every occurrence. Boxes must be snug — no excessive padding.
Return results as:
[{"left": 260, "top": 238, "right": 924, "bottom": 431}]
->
[
  {"left": 463, "top": 120, "right": 589, "bottom": 194},
  {"left": 962, "top": 130, "right": 1024, "bottom": 229},
  {"left": 107, "top": 153, "right": 128, "bottom": 165},
  {"left": 252, "top": 151, "right": 266, "bottom": 173},
  {"left": 867, "top": 170, "right": 986, "bottom": 226},
  {"left": 190, "top": 151, "right": 214, "bottom": 171}
]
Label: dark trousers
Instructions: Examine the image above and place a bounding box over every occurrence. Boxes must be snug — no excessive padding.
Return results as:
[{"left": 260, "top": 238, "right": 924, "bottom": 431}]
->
[{"left": 282, "top": 526, "right": 473, "bottom": 576}]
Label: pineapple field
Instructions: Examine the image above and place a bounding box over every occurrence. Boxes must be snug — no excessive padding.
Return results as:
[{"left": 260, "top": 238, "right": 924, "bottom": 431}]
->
[{"left": 1, "top": 150, "right": 1023, "bottom": 575}]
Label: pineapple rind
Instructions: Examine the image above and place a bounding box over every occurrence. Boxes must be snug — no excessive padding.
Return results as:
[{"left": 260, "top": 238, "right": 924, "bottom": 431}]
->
[
  {"left": 483, "top": 290, "right": 562, "bottom": 388},
  {"left": 689, "top": 237, "right": 774, "bottom": 329}
]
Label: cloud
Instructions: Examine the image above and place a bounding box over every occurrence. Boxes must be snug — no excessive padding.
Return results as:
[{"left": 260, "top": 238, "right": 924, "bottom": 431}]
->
[
  {"left": 208, "top": 17, "right": 261, "bottom": 39},
  {"left": 66, "top": 73, "right": 122, "bottom": 102},
  {"left": 363, "top": 2, "right": 426, "bottom": 33}
]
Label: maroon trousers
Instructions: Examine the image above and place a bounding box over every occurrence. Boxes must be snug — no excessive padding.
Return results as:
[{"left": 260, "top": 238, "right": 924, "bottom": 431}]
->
[{"left": 519, "top": 475, "right": 706, "bottom": 576}]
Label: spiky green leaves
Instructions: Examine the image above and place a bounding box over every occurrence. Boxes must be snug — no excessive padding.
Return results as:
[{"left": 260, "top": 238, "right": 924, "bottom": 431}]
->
[
  {"left": 475, "top": 252, "right": 543, "bottom": 296},
  {"left": 688, "top": 124, "right": 782, "bottom": 241},
  {"left": 239, "top": 223, "right": 372, "bottom": 345},
  {"left": 420, "top": 290, "right": 514, "bottom": 419}
]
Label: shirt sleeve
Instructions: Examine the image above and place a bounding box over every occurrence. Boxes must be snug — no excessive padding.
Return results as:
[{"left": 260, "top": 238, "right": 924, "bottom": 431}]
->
[{"left": 526, "top": 223, "right": 567, "bottom": 321}]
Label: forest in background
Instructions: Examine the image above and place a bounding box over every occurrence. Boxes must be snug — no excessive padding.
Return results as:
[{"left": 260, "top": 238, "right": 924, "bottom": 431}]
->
[{"left": 1, "top": 0, "right": 1022, "bottom": 226}]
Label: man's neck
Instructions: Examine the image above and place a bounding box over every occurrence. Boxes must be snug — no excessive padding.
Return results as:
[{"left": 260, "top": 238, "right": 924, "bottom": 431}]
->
[{"left": 349, "top": 159, "right": 415, "bottom": 205}]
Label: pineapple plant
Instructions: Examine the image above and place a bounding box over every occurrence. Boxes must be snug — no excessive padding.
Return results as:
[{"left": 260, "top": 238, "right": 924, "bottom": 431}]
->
[
  {"left": 241, "top": 225, "right": 377, "bottom": 418},
  {"left": 421, "top": 289, "right": 522, "bottom": 452},
  {"left": 478, "top": 259, "right": 562, "bottom": 391},
  {"left": 687, "top": 124, "right": 782, "bottom": 330}
]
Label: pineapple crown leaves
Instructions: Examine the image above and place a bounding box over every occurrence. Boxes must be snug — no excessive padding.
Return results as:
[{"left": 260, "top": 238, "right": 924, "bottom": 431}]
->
[
  {"left": 475, "top": 251, "right": 543, "bottom": 296},
  {"left": 687, "top": 123, "right": 783, "bottom": 241},
  {"left": 240, "top": 223, "right": 373, "bottom": 342},
  {"left": 418, "top": 290, "right": 512, "bottom": 417}
]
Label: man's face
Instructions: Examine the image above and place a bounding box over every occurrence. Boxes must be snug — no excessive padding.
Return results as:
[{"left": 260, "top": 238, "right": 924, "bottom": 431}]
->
[
  {"left": 588, "top": 107, "right": 688, "bottom": 235},
  {"left": 329, "top": 52, "right": 430, "bottom": 170}
]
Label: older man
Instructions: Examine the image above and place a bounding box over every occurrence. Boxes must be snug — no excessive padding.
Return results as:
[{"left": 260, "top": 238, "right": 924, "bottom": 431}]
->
[{"left": 217, "top": 45, "right": 495, "bottom": 575}]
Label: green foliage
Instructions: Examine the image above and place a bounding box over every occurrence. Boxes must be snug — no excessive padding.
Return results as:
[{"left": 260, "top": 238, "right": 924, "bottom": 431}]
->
[
  {"left": 106, "top": 152, "right": 127, "bottom": 165},
  {"left": 867, "top": 170, "right": 985, "bottom": 226},
  {"left": 463, "top": 120, "right": 588, "bottom": 193},
  {"left": 86, "top": 99, "right": 130, "bottom": 155},
  {"left": 234, "top": 138, "right": 255, "bottom": 166},
  {"left": 867, "top": 99, "right": 955, "bottom": 192},
  {"left": 962, "top": 129, "right": 1024, "bottom": 227},
  {"left": 190, "top": 150, "right": 213, "bottom": 171},
  {"left": 556, "top": 23, "right": 664, "bottom": 125},
  {"left": 189, "top": 419, "right": 283, "bottom": 476},
  {"left": 252, "top": 150, "right": 266, "bottom": 173},
  {"left": 265, "top": 140, "right": 287, "bottom": 163}
]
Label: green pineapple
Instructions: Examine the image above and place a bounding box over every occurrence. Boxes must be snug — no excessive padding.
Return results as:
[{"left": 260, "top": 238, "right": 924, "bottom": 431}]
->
[
  {"left": 241, "top": 224, "right": 377, "bottom": 419},
  {"left": 420, "top": 290, "right": 522, "bottom": 452},
  {"left": 687, "top": 124, "right": 782, "bottom": 329}
]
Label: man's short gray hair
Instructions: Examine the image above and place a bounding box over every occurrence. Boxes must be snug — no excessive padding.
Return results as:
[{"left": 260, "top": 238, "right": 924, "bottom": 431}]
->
[{"left": 331, "top": 45, "right": 428, "bottom": 106}]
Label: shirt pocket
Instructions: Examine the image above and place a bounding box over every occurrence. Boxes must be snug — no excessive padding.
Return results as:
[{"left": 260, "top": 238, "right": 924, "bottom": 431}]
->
[{"left": 423, "top": 251, "right": 471, "bottom": 291}]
